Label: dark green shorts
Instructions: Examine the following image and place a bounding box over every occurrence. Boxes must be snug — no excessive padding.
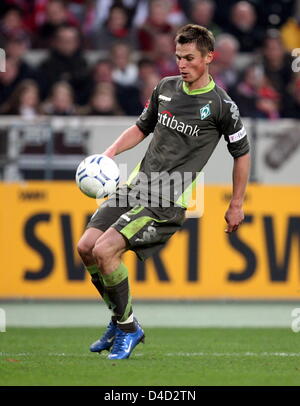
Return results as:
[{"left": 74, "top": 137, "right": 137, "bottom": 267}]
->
[{"left": 87, "top": 186, "right": 186, "bottom": 261}]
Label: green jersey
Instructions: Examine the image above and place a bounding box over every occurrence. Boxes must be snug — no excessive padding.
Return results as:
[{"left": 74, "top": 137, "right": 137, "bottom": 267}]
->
[{"left": 128, "top": 75, "right": 250, "bottom": 208}]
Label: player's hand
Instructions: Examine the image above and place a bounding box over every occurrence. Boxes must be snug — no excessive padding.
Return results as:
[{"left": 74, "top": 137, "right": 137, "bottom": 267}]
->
[{"left": 224, "top": 205, "right": 244, "bottom": 233}]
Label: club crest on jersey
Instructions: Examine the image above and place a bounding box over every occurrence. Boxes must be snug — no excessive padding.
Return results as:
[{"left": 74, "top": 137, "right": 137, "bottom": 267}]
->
[{"left": 200, "top": 104, "right": 211, "bottom": 120}]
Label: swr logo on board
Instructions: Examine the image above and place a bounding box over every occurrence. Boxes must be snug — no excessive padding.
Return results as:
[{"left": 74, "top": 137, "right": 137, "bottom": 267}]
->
[{"left": 22, "top": 212, "right": 300, "bottom": 284}]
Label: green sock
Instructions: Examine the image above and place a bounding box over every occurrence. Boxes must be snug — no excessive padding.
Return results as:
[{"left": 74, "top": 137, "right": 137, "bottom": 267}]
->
[
  {"left": 101, "top": 262, "right": 133, "bottom": 323},
  {"left": 86, "top": 264, "right": 117, "bottom": 317}
]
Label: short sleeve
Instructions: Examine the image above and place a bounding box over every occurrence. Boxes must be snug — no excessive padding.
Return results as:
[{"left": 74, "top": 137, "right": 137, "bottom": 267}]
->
[
  {"left": 218, "top": 96, "right": 250, "bottom": 158},
  {"left": 135, "top": 83, "right": 159, "bottom": 136}
]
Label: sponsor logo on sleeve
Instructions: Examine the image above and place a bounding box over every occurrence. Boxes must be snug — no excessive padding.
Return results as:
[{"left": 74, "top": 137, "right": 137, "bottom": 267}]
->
[{"left": 228, "top": 126, "right": 247, "bottom": 143}]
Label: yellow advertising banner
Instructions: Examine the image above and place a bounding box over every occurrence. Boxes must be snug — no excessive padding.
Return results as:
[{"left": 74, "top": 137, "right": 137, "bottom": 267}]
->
[{"left": 0, "top": 182, "right": 299, "bottom": 300}]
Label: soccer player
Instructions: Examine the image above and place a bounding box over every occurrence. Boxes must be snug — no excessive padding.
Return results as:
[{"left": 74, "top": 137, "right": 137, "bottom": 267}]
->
[{"left": 77, "top": 24, "right": 250, "bottom": 360}]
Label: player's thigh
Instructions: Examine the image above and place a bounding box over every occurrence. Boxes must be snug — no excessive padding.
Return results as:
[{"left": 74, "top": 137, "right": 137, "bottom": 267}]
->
[
  {"left": 110, "top": 204, "right": 186, "bottom": 260},
  {"left": 86, "top": 192, "right": 131, "bottom": 259},
  {"left": 93, "top": 227, "right": 127, "bottom": 260}
]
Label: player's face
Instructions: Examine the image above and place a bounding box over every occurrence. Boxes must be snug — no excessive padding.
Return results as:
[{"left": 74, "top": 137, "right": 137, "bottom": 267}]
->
[{"left": 175, "top": 42, "right": 213, "bottom": 88}]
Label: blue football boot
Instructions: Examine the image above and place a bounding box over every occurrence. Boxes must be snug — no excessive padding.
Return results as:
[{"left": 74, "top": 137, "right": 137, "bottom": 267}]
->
[
  {"left": 107, "top": 324, "right": 145, "bottom": 360},
  {"left": 90, "top": 320, "right": 117, "bottom": 353}
]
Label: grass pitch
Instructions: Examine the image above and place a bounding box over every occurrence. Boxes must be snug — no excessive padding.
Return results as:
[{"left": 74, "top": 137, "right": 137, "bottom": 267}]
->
[{"left": 0, "top": 327, "right": 300, "bottom": 386}]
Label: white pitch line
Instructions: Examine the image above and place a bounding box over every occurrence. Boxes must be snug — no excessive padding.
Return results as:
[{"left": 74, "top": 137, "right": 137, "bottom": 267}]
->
[
  {"left": 166, "top": 352, "right": 300, "bottom": 357},
  {"left": 1, "top": 352, "right": 300, "bottom": 358},
  {"left": 0, "top": 352, "right": 92, "bottom": 357}
]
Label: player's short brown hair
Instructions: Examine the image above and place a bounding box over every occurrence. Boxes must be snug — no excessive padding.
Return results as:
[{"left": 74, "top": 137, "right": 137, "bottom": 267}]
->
[{"left": 175, "top": 24, "right": 215, "bottom": 56}]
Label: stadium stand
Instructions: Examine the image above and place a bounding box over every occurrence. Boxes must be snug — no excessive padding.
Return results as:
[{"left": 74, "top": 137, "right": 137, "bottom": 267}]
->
[{"left": 0, "top": 0, "right": 299, "bottom": 180}]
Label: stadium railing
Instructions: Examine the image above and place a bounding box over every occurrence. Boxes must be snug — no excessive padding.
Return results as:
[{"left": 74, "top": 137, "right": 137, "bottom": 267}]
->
[{"left": 0, "top": 116, "right": 299, "bottom": 184}]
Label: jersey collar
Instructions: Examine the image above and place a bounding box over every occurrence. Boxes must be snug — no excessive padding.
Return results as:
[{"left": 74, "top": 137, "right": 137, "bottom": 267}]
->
[{"left": 182, "top": 76, "right": 215, "bottom": 95}]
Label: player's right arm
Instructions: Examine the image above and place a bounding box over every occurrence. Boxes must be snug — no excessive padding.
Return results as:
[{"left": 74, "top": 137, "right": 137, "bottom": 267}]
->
[
  {"left": 103, "top": 124, "right": 146, "bottom": 158},
  {"left": 103, "top": 81, "right": 161, "bottom": 158}
]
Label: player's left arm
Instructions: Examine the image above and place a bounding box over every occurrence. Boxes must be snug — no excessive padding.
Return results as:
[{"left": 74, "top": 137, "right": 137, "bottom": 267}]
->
[
  {"left": 218, "top": 94, "right": 251, "bottom": 233},
  {"left": 224, "top": 152, "right": 250, "bottom": 233}
]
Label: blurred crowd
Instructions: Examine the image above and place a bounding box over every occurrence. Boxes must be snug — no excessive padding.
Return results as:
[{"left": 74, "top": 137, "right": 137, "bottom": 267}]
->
[{"left": 0, "top": 0, "right": 299, "bottom": 120}]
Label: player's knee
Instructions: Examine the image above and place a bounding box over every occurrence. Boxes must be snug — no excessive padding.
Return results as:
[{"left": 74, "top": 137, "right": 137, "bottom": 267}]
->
[
  {"left": 92, "top": 243, "right": 105, "bottom": 263},
  {"left": 92, "top": 241, "right": 114, "bottom": 266}
]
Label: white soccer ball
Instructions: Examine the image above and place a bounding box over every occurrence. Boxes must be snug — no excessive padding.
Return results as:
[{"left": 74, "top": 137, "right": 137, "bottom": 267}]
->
[{"left": 75, "top": 154, "right": 120, "bottom": 198}]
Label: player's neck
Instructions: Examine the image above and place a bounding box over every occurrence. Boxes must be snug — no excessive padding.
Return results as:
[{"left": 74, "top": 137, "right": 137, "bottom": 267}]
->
[{"left": 185, "top": 72, "right": 211, "bottom": 92}]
